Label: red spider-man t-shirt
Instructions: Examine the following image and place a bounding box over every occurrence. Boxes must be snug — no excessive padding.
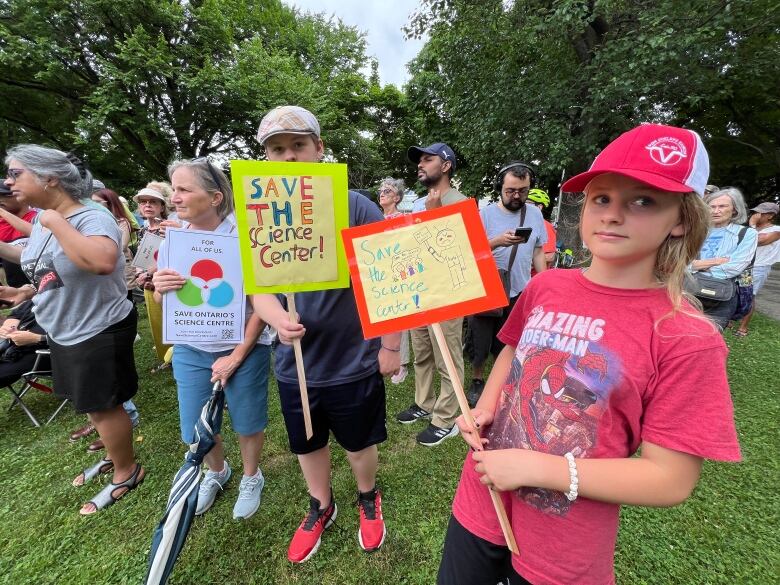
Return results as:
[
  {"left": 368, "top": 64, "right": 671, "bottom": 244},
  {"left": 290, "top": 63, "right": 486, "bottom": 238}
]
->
[{"left": 453, "top": 269, "right": 741, "bottom": 585}]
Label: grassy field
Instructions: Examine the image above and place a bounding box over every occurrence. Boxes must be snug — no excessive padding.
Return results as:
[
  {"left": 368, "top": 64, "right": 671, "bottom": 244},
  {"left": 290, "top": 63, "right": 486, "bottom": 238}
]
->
[{"left": 0, "top": 306, "right": 777, "bottom": 584}]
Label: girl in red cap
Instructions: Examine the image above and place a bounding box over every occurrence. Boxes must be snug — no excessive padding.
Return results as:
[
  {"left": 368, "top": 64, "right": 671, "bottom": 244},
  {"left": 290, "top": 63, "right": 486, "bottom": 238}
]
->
[{"left": 438, "top": 124, "right": 741, "bottom": 585}]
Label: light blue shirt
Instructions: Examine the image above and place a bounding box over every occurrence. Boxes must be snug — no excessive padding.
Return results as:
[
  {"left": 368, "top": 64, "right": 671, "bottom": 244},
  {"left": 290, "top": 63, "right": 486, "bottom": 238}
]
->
[
  {"left": 480, "top": 202, "right": 547, "bottom": 297},
  {"left": 697, "top": 224, "right": 758, "bottom": 279}
]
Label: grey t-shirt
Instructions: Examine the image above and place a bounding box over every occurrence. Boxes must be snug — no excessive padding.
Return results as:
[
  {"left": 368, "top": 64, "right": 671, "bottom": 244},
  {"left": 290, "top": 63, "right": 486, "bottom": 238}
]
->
[
  {"left": 479, "top": 202, "right": 547, "bottom": 297},
  {"left": 21, "top": 208, "right": 133, "bottom": 345},
  {"left": 274, "top": 191, "right": 384, "bottom": 387}
]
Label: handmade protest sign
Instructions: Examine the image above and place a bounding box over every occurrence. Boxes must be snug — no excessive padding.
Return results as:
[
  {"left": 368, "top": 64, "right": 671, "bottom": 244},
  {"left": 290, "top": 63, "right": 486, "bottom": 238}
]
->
[
  {"left": 230, "top": 160, "right": 350, "bottom": 293},
  {"left": 342, "top": 199, "right": 507, "bottom": 337},
  {"left": 343, "top": 199, "right": 517, "bottom": 553},
  {"left": 162, "top": 228, "right": 245, "bottom": 345},
  {"left": 132, "top": 231, "right": 164, "bottom": 271}
]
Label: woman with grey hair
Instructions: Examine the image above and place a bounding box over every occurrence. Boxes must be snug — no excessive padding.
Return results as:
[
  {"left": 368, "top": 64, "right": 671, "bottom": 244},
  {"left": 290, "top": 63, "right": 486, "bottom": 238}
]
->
[
  {"left": 376, "top": 177, "right": 410, "bottom": 383},
  {"left": 378, "top": 177, "right": 405, "bottom": 219},
  {"left": 1, "top": 144, "right": 143, "bottom": 514},
  {"left": 691, "top": 187, "right": 758, "bottom": 328},
  {"left": 152, "top": 158, "right": 273, "bottom": 520}
]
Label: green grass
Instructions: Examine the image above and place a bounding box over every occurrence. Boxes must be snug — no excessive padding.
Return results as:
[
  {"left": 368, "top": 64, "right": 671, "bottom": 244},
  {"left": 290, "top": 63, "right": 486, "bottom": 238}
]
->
[{"left": 0, "top": 307, "right": 777, "bottom": 584}]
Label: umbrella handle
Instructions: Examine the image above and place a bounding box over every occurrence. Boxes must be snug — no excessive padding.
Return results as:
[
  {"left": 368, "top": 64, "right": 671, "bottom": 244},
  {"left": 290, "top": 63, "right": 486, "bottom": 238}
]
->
[{"left": 212, "top": 381, "right": 223, "bottom": 393}]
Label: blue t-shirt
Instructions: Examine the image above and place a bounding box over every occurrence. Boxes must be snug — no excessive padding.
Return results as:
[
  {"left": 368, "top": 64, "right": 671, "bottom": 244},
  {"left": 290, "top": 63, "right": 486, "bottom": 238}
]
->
[{"left": 274, "top": 191, "right": 384, "bottom": 387}]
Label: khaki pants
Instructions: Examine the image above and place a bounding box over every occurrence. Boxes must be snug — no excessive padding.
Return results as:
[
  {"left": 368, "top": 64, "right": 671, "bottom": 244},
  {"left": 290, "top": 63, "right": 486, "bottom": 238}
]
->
[{"left": 411, "top": 317, "right": 464, "bottom": 428}]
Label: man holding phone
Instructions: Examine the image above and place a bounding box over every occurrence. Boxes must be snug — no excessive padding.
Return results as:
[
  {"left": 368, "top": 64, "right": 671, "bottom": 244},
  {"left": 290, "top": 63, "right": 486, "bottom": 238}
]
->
[{"left": 466, "top": 161, "right": 547, "bottom": 406}]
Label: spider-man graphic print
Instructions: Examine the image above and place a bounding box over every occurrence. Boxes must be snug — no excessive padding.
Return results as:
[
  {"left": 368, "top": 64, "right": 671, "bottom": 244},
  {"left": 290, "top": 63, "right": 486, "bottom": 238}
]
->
[{"left": 486, "top": 304, "right": 623, "bottom": 515}]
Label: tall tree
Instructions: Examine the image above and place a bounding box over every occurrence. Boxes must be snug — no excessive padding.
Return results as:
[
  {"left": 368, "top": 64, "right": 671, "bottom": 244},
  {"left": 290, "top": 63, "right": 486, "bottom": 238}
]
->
[
  {"left": 405, "top": 0, "right": 780, "bottom": 209},
  {"left": 0, "top": 0, "right": 384, "bottom": 189}
]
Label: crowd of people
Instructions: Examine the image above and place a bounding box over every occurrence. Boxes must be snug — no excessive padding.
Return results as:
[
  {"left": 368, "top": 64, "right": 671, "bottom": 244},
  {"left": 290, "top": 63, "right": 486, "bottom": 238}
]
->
[{"left": 1, "top": 107, "right": 777, "bottom": 584}]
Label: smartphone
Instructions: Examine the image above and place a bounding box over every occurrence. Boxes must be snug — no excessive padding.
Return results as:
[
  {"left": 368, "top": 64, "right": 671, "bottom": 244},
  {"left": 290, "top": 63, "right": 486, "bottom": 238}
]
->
[{"left": 514, "top": 227, "right": 533, "bottom": 243}]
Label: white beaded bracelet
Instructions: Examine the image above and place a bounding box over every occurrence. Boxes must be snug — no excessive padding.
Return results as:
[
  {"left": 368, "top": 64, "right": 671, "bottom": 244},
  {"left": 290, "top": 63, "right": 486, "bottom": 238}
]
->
[{"left": 564, "top": 452, "right": 579, "bottom": 502}]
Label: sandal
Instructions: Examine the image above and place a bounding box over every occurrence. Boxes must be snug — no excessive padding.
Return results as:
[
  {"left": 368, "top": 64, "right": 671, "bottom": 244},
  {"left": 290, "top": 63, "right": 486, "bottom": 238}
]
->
[
  {"left": 733, "top": 329, "right": 748, "bottom": 338},
  {"left": 80, "top": 464, "right": 145, "bottom": 515},
  {"left": 72, "top": 458, "right": 114, "bottom": 487}
]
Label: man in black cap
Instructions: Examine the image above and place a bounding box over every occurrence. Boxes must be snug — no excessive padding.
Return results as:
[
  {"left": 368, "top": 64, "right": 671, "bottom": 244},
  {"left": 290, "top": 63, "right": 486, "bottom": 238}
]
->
[{"left": 396, "top": 142, "right": 468, "bottom": 446}]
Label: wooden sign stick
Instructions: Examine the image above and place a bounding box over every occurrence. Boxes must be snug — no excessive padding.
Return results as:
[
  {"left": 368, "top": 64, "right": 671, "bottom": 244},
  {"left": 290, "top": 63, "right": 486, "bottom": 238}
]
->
[
  {"left": 286, "top": 293, "right": 313, "bottom": 440},
  {"left": 431, "top": 321, "right": 519, "bottom": 555}
]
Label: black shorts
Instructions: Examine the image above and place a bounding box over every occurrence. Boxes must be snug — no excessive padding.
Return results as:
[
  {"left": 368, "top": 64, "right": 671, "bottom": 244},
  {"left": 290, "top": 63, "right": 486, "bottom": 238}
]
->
[
  {"left": 277, "top": 371, "right": 387, "bottom": 455},
  {"left": 48, "top": 308, "right": 138, "bottom": 414},
  {"left": 438, "top": 515, "right": 530, "bottom": 585},
  {"left": 467, "top": 294, "right": 522, "bottom": 369}
]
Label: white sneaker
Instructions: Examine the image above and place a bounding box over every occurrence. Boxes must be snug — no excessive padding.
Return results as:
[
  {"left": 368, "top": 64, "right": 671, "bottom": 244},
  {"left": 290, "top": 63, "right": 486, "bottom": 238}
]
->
[
  {"left": 195, "top": 461, "right": 232, "bottom": 515},
  {"left": 233, "top": 469, "right": 265, "bottom": 520},
  {"left": 390, "top": 366, "right": 408, "bottom": 385}
]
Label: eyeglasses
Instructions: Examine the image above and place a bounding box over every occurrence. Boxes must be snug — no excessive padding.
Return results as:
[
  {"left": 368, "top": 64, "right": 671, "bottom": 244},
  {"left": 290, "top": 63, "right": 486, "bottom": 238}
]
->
[
  {"left": 503, "top": 187, "right": 530, "bottom": 197},
  {"left": 5, "top": 168, "right": 24, "bottom": 181},
  {"left": 193, "top": 157, "right": 223, "bottom": 191},
  {"left": 379, "top": 188, "right": 397, "bottom": 196}
]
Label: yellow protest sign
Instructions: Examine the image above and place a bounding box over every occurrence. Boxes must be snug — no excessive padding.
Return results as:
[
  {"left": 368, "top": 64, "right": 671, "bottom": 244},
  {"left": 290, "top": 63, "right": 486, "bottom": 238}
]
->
[{"left": 230, "top": 161, "right": 350, "bottom": 293}]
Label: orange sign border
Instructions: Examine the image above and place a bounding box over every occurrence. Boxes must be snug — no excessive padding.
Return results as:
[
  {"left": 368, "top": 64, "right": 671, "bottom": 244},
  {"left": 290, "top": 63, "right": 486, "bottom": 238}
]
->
[{"left": 342, "top": 199, "right": 508, "bottom": 338}]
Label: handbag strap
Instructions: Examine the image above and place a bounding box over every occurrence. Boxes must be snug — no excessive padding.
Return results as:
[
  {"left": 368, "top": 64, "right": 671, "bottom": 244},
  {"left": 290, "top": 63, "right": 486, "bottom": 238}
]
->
[
  {"left": 735, "top": 225, "right": 756, "bottom": 271},
  {"left": 506, "top": 204, "right": 527, "bottom": 271}
]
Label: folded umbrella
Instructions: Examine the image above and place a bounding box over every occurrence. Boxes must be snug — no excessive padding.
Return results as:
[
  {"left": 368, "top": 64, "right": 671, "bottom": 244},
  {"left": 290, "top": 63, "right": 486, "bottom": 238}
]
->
[{"left": 145, "top": 381, "right": 224, "bottom": 585}]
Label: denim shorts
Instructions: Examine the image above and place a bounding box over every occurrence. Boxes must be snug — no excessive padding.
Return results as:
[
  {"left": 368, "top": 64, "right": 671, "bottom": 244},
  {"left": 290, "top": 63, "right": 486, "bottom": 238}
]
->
[
  {"left": 172, "top": 343, "right": 270, "bottom": 443},
  {"left": 753, "top": 265, "right": 772, "bottom": 295}
]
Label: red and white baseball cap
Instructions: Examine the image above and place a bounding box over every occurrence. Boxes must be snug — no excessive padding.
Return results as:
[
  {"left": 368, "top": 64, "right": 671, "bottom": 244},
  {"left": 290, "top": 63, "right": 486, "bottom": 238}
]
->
[{"left": 562, "top": 123, "right": 709, "bottom": 195}]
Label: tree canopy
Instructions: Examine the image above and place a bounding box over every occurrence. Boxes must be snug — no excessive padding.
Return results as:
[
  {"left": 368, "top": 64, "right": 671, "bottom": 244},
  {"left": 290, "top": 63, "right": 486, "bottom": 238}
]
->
[
  {"left": 0, "top": 0, "right": 414, "bottom": 190},
  {"left": 1, "top": 0, "right": 777, "bottom": 207},
  {"left": 405, "top": 0, "right": 779, "bottom": 206}
]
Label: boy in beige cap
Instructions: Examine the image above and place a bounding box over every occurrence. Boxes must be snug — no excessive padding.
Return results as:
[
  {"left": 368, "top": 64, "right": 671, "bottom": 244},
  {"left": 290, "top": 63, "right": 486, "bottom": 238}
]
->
[{"left": 251, "top": 106, "right": 401, "bottom": 562}]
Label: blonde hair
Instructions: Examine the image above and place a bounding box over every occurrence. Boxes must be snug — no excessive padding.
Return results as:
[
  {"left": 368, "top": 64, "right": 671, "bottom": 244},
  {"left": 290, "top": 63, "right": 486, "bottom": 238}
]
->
[
  {"left": 144, "top": 181, "right": 172, "bottom": 219},
  {"left": 655, "top": 193, "right": 711, "bottom": 316},
  {"left": 146, "top": 181, "right": 172, "bottom": 199}
]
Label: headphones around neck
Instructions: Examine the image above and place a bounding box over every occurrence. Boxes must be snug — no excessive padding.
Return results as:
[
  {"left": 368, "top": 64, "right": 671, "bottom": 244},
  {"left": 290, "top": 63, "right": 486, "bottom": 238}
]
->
[{"left": 493, "top": 161, "right": 536, "bottom": 193}]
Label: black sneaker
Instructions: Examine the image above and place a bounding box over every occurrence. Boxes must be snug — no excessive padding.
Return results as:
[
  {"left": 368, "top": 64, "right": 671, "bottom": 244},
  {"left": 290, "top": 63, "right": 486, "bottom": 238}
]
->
[
  {"left": 466, "top": 378, "right": 485, "bottom": 408},
  {"left": 396, "top": 404, "right": 432, "bottom": 424},
  {"left": 416, "top": 423, "right": 459, "bottom": 446}
]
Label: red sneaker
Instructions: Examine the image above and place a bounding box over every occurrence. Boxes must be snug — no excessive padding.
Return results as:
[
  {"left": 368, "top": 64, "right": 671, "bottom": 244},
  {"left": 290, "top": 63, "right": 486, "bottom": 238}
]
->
[
  {"left": 357, "top": 488, "right": 386, "bottom": 551},
  {"left": 287, "top": 495, "right": 337, "bottom": 563}
]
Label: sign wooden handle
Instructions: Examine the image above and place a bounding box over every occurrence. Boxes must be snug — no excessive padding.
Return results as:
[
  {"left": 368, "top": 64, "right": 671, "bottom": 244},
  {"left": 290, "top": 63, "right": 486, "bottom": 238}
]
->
[
  {"left": 430, "top": 322, "right": 519, "bottom": 555},
  {"left": 286, "top": 293, "right": 313, "bottom": 440}
]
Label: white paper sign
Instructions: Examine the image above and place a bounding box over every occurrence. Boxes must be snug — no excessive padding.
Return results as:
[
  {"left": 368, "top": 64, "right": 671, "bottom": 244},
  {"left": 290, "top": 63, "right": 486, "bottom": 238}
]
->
[
  {"left": 131, "top": 231, "right": 164, "bottom": 270},
  {"left": 162, "top": 228, "right": 245, "bottom": 344}
]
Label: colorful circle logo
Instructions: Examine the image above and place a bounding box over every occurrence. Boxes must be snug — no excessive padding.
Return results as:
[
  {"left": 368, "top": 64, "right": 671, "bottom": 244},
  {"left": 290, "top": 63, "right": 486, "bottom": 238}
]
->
[{"left": 176, "top": 259, "right": 234, "bottom": 308}]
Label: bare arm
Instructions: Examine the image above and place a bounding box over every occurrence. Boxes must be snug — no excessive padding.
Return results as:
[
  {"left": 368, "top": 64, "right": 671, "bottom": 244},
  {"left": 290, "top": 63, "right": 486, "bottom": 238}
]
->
[
  {"left": 378, "top": 332, "right": 402, "bottom": 376},
  {"left": 758, "top": 231, "right": 780, "bottom": 246},
  {"left": 39, "top": 210, "right": 118, "bottom": 275},
  {"left": 532, "top": 245, "right": 547, "bottom": 274},
  {"left": 0, "top": 208, "right": 32, "bottom": 237},
  {"left": 0, "top": 241, "right": 22, "bottom": 263},
  {"left": 472, "top": 441, "right": 703, "bottom": 508},
  {"left": 250, "top": 293, "right": 305, "bottom": 344}
]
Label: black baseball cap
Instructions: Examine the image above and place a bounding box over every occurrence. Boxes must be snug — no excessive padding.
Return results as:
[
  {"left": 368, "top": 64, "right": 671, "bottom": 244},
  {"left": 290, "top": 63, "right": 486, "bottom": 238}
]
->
[{"left": 407, "top": 142, "right": 457, "bottom": 171}]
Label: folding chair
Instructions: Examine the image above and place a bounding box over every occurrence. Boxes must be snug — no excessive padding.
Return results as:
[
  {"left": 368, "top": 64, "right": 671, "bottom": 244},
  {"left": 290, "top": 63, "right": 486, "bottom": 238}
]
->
[{"left": 6, "top": 349, "right": 67, "bottom": 427}]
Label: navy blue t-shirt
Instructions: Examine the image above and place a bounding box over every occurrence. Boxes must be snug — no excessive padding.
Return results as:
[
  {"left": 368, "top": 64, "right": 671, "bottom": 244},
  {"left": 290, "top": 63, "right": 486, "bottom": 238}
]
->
[{"left": 274, "top": 191, "right": 384, "bottom": 386}]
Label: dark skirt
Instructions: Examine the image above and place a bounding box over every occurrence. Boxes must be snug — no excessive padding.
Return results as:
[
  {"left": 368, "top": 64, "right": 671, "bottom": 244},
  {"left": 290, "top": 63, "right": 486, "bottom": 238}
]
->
[{"left": 48, "top": 307, "right": 138, "bottom": 414}]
